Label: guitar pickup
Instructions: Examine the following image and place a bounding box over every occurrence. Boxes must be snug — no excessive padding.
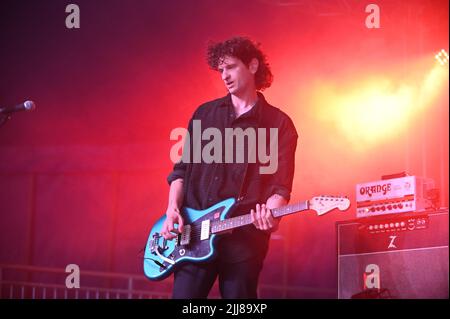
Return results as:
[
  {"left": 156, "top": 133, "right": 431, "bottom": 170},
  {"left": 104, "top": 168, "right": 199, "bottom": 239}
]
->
[{"left": 200, "top": 219, "right": 211, "bottom": 241}]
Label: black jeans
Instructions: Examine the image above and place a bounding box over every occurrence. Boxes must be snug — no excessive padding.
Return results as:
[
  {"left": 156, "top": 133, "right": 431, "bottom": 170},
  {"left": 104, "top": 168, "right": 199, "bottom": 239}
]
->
[{"left": 172, "top": 255, "right": 265, "bottom": 299}]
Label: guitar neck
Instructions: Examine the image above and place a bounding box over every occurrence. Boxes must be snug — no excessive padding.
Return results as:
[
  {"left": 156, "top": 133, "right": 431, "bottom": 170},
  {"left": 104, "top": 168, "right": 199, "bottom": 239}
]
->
[{"left": 210, "top": 200, "right": 309, "bottom": 234}]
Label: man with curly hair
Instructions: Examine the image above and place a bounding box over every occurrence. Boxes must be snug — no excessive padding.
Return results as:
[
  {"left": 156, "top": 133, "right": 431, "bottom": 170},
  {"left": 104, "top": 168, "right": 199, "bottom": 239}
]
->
[{"left": 161, "top": 36, "right": 298, "bottom": 299}]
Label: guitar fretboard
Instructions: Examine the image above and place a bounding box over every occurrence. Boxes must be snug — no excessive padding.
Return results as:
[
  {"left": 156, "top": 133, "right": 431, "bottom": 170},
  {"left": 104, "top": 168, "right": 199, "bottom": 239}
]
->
[{"left": 210, "top": 201, "right": 309, "bottom": 234}]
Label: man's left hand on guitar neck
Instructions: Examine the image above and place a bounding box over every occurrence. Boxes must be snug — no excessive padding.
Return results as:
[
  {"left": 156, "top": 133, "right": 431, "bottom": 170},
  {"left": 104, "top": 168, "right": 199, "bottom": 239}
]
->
[{"left": 250, "top": 194, "right": 287, "bottom": 233}]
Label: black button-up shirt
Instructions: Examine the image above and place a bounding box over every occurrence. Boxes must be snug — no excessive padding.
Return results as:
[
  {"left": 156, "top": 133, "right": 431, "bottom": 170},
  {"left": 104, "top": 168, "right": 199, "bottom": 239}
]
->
[{"left": 167, "top": 92, "right": 298, "bottom": 262}]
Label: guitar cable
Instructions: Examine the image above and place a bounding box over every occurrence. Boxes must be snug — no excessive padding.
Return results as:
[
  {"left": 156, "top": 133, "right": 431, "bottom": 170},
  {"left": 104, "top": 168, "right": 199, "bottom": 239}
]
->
[{"left": 139, "top": 246, "right": 168, "bottom": 269}]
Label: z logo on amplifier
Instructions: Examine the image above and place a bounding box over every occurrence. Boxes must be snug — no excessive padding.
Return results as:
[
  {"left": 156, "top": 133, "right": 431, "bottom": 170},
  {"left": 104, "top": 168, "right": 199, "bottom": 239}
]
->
[{"left": 388, "top": 235, "right": 398, "bottom": 249}]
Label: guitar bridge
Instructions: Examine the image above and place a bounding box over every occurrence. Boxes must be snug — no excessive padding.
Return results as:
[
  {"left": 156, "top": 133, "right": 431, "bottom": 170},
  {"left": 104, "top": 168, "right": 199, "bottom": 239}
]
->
[
  {"left": 179, "top": 225, "right": 191, "bottom": 246},
  {"left": 150, "top": 232, "right": 168, "bottom": 253}
]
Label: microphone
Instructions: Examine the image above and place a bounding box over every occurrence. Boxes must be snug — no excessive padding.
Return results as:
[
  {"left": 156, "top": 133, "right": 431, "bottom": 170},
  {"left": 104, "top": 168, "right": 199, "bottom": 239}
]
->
[{"left": 0, "top": 100, "right": 36, "bottom": 115}]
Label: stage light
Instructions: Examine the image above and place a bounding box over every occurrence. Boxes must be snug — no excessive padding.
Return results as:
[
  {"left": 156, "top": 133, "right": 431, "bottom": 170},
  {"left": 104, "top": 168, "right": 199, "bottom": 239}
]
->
[
  {"left": 308, "top": 56, "right": 448, "bottom": 151},
  {"left": 311, "top": 79, "right": 413, "bottom": 151},
  {"left": 435, "top": 49, "right": 449, "bottom": 66}
]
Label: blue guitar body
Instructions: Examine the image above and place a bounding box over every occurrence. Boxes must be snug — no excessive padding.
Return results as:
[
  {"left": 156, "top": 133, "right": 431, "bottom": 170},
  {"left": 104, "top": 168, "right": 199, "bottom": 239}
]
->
[
  {"left": 143, "top": 195, "right": 350, "bottom": 281},
  {"left": 143, "top": 198, "right": 236, "bottom": 281}
]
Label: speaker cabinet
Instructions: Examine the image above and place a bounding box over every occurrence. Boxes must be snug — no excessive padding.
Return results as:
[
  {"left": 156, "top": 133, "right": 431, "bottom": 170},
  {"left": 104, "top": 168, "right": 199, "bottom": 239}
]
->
[{"left": 337, "top": 210, "right": 448, "bottom": 299}]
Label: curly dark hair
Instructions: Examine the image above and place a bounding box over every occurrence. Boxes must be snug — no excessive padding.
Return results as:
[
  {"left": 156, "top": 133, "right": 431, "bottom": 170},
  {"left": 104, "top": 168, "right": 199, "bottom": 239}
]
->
[{"left": 207, "top": 36, "right": 273, "bottom": 91}]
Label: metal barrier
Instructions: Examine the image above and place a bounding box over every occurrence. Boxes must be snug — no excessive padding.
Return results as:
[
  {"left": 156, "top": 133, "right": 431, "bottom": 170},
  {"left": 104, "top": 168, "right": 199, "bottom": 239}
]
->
[
  {"left": 0, "top": 263, "right": 319, "bottom": 299},
  {"left": 0, "top": 264, "right": 170, "bottom": 299}
]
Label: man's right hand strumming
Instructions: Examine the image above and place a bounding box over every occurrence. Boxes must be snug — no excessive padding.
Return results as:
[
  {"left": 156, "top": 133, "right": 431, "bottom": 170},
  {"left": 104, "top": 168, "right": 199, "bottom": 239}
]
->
[
  {"left": 161, "top": 207, "right": 184, "bottom": 240},
  {"left": 161, "top": 178, "right": 185, "bottom": 240}
]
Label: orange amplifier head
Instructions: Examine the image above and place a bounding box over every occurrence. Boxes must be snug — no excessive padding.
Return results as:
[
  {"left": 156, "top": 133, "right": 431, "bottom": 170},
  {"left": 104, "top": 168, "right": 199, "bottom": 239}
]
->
[{"left": 356, "top": 176, "right": 435, "bottom": 218}]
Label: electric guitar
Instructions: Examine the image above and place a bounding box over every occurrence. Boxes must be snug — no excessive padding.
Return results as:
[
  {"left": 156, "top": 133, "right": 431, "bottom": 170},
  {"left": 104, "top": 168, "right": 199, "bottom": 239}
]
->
[{"left": 143, "top": 195, "right": 350, "bottom": 281}]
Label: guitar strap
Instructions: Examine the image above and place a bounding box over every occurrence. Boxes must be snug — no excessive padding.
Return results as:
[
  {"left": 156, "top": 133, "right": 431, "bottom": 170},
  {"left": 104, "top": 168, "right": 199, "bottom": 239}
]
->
[
  {"left": 237, "top": 100, "right": 261, "bottom": 204},
  {"left": 236, "top": 162, "right": 249, "bottom": 203},
  {"left": 236, "top": 137, "right": 257, "bottom": 204}
]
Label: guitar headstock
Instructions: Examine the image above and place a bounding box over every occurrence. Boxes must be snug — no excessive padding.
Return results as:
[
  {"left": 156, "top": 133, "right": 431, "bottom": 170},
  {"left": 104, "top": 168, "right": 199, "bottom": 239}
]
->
[{"left": 309, "top": 195, "right": 350, "bottom": 216}]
